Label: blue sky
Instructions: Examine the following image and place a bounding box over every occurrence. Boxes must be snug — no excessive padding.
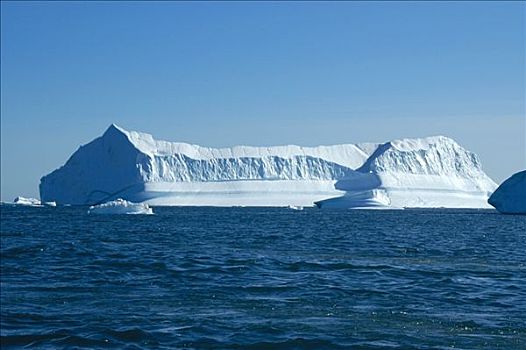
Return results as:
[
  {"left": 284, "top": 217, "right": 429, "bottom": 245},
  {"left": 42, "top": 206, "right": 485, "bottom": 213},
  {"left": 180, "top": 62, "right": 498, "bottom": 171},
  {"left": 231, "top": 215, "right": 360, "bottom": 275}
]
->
[{"left": 1, "top": 1, "right": 525, "bottom": 201}]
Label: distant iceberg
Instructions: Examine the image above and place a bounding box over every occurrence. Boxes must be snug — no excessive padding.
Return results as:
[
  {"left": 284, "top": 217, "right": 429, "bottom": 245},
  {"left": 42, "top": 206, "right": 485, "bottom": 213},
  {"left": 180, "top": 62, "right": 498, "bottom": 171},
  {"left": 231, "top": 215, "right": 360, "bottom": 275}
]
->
[
  {"left": 88, "top": 198, "right": 153, "bottom": 215},
  {"left": 13, "top": 197, "right": 41, "bottom": 206},
  {"left": 288, "top": 205, "right": 304, "bottom": 211},
  {"left": 488, "top": 171, "right": 526, "bottom": 214},
  {"left": 40, "top": 124, "right": 497, "bottom": 208}
]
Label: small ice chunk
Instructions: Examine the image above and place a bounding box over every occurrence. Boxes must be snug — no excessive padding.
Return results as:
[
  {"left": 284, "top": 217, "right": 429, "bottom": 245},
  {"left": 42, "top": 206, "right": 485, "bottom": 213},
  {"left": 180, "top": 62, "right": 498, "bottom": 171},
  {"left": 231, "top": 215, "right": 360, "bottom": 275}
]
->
[
  {"left": 44, "top": 201, "right": 57, "bottom": 207},
  {"left": 288, "top": 205, "right": 304, "bottom": 211},
  {"left": 88, "top": 198, "right": 153, "bottom": 215},
  {"left": 315, "top": 189, "right": 391, "bottom": 209},
  {"left": 13, "top": 197, "right": 41, "bottom": 206}
]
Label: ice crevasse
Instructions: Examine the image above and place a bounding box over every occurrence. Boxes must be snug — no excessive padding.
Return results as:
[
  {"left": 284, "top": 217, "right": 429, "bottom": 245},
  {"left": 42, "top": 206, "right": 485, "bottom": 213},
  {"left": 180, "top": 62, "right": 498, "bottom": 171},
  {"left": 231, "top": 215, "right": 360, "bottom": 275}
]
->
[{"left": 40, "top": 124, "right": 497, "bottom": 208}]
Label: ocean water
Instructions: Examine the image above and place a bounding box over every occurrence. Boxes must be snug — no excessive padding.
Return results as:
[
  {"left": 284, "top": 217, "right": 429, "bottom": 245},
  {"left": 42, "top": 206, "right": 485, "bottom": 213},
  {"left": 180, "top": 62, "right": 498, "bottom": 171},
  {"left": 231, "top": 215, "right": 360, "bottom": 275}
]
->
[{"left": 1, "top": 206, "right": 525, "bottom": 349}]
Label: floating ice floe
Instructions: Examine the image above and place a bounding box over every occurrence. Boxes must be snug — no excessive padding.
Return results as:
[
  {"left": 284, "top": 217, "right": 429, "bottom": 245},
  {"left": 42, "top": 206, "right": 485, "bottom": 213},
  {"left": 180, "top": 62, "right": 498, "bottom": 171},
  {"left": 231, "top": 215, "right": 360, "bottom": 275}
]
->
[
  {"left": 13, "top": 197, "right": 42, "bottom": 206},
  {"left": 88, "top": 198, "right": 154, "bottom": 215},
  {"left": 488, "top": 170, "right": 526, "bottom": 215},
  {"left": 288, "top": 205, "right": 304, "bottom": 211}
]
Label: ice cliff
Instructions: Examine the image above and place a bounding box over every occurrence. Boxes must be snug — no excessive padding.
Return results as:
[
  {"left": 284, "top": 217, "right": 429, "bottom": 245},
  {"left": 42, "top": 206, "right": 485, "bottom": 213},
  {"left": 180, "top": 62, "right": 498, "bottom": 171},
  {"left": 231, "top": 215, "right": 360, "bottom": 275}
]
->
[
  {"left": 40, "top": 124, "right": 497, "bottom": 208},
  {"left": 488, "top": 171, "right": 526, "bottom": 214}
]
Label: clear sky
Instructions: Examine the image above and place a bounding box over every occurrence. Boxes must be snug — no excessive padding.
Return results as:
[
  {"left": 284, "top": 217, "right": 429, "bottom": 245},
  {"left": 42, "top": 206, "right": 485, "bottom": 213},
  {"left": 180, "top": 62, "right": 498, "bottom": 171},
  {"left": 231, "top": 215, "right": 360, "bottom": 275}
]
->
[{"left": 1, "top": 1, "right": 525, "bottom": 201}]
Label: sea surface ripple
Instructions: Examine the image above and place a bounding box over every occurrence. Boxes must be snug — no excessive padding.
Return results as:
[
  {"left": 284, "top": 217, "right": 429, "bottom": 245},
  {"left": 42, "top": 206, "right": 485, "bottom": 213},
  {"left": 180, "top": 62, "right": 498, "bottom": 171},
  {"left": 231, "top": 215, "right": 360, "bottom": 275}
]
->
[{"left": 1, "top": 206, "right": 525, "bottom": 349}]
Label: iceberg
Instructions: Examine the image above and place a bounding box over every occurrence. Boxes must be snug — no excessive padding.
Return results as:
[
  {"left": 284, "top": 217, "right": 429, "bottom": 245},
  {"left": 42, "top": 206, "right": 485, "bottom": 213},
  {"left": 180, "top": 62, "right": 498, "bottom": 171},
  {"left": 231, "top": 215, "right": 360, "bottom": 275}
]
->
[
  {"left": 40, "top": 124, "right": 497, "bottom": 208},
  {"left": 88, "top": 198, "right": 153, "bottom": 215},
  {"left": 13, "top": 197, "right": 41, "bottom": 206},
  {"left": 488, "top": 171, "right": 526, "bottom": 214}
]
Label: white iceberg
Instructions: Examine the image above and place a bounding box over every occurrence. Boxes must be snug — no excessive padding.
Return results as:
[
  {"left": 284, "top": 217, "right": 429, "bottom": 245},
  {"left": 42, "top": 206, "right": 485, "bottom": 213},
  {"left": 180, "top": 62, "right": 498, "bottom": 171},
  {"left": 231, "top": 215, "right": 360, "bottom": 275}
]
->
[
  {"left": 40, "top": 124, "right": 497, "bottom": 208},
  {"left": 88, "top": 198, "right": 153, "bottom": 215},
  {"left": 488, "top": 171, "right": 526, "bottom": 214},
  {"left": 44, "top": 201, "right": 57, "bottom": 207},
  {"left": 13, "top": 197, "right": 41, "bottom": 206}
]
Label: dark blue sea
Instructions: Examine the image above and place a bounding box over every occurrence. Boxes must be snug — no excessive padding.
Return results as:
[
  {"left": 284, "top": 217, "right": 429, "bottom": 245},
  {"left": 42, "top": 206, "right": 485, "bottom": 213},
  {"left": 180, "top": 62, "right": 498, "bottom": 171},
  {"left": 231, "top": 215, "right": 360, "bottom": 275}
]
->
[{"left": 1, "top": 206, "right": 525, "bottom": 349}]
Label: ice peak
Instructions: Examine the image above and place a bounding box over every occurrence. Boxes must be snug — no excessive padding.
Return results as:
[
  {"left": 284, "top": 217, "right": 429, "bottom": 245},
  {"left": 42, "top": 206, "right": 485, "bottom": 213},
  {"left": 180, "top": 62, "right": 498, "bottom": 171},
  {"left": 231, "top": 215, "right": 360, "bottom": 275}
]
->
[
  {"left": 357, "top": 134, "right": 485, "bottom": 178},
  {"left": 103, "top": 123, "right": 129, "bottom": 138}
]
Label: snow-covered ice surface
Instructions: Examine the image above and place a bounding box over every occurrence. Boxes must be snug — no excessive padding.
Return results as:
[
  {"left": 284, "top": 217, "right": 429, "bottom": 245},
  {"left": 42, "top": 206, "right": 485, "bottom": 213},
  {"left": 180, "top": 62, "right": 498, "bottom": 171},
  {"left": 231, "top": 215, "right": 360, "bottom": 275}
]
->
[
  {"left": 13, "top": 197, "right": 41, "bottom": 206},
  {"left": 40, "top": 124, "right": 497, "bottom": 208},
  {"left": 88, "top": 198, "right": 153, "bottom": 215},
  {"left": 488, "top": 171, "right": 526, "bottom": 214},
  {"left": 316, "top": 137, "right": 497, "bottom": 209}
]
